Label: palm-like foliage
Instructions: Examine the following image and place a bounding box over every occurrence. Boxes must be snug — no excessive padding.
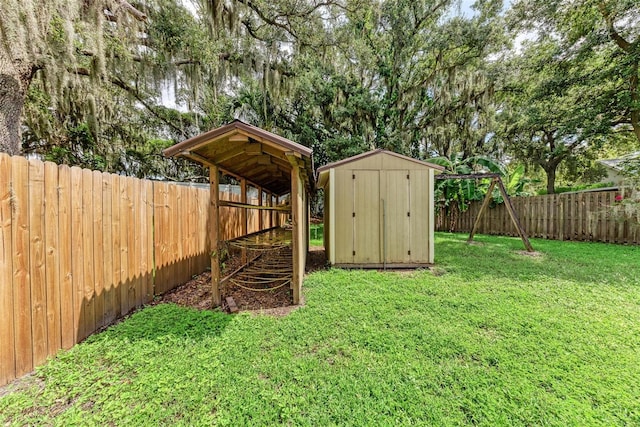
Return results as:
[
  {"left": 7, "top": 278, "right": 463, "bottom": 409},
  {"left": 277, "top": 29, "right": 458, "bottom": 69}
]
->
[{"left": 430, "top": 154, "right": 505, "bottom": 231}]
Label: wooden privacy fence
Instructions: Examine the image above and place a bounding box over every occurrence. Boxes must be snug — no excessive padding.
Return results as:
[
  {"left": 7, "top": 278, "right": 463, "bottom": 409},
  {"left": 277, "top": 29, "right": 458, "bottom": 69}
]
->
[
  {"left": 0, "top": 153, "right": 271, "bottom": 386},
  {"left": 436, "top": 190, "right": 640, "bottom": 244}
]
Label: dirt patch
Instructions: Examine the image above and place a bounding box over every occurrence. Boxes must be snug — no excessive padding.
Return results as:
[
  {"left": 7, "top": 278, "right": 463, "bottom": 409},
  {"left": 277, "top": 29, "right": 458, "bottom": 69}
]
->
[
  {"left": 430, "top": 267, "right": 447, "bottom": 276},
  {"left": 306, "top": 246, "right": 327, "bottom": 273},
  {"left": 516, "top": 250, "right": 544, "bottom": 257},
  {"left": 0, "top": 373, "right": 44, "bottom": 399},
  {"left": 155, "top": 247, "right": 327, "bottom": 315},
  {"left": 158, "top": 272, "right": 214, "bottom": 310}
]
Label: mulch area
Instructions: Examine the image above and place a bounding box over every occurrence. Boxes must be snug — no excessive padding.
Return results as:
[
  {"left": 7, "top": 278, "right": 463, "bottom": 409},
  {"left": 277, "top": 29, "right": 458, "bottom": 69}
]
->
[{"left": 156, "top": 246, "right": 327, "bottom": 314}]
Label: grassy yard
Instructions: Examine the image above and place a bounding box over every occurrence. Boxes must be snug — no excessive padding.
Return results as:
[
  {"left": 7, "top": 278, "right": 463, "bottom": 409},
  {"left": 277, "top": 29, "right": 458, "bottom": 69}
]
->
[{"left": 1, "top": 233, "right": 639, "bottom": 425}]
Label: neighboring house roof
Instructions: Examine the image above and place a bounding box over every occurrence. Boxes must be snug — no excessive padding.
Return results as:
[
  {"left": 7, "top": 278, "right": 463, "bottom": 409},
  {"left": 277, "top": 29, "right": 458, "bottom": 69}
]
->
[{"left": 598, "top": 151, "right": 640, "bottom": 171}]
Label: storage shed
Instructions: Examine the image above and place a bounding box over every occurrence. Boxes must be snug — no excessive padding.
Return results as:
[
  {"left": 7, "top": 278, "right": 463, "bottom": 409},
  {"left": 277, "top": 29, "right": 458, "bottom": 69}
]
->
[{"left": 317, "top": 149, "right": 444, "bottom": 268}]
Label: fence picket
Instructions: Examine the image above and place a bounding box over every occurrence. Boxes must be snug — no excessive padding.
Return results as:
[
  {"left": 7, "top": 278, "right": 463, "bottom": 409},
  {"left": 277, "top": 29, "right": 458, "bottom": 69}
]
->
[
  {"left": 0, "top": 154, "right": 15, "bottom": 385},
  {"left": 92, "top": 171, "right": 105, "bottom": 330},
  {"left": 102, "top": 173, "right": 115, "bottom": 325},
  {"left": 28, "top": 160, "right": 47, "bottom": 367},
  {"left": 58, "top": 166, "right": 73, "bottom": 349},
  {"left": 44, "top": 162, "right": 61, "bottom": 356},
  {"left": 12, "top": 156, "right": 33, "bottom": 377}
]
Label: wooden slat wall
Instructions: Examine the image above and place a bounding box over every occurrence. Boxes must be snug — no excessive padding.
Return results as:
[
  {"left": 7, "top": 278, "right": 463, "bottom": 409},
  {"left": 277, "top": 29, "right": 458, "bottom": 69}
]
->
[
  {"left": 435, "top": 191, "right": 639, "bottom": 244},
  {"left": 0, "top": 154, "right": 269, "bottom": 386}
]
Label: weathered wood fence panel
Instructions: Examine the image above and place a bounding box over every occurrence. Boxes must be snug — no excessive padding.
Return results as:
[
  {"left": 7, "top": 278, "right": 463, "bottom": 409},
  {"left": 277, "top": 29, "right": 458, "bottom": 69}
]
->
[
  {"left": 436, "top": 191, "right": 639, "bottom": 245},
  {"left": 0, "top": 153, "right": 268, "bottom": 386}
]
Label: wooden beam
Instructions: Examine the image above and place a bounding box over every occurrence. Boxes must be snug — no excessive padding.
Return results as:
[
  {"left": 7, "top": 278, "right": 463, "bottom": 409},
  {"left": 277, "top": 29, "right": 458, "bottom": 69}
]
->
[
  {"left": 228, "top": 134, "right": 249, "bottom": 143},
  {"left": 262, "top": 150, "right": 292, "bottom": 168},
  {"left": 468, "top": 178, "right": 497, "bottom": 244},
  {"left": 241, "top": 178, "right": 247, "bottom": 263},
  {"left": 250, "top": 168, "right": 282, "bottom": 183},
  {"left": 212, "top": 144, "right": 250, "bottom": 163},
  {"left": 436, "top": 173, "right": 501, "bottom": 180},
  {"left": 210, "top": 166, "right": 221, "bottom": 307},
  {"left": 180, "top": 151, "right": 215, "bottom": 167},
  {"left": 496, "top": 177, "right": 535, "bottom": 252},
  {"left": 257, "top": 156, "right": 272, "bottom": 165},
  {"left": 230, "top": 157, "right": 261, "bottom": 174},
  {"left": 245, "top": 143, "right": 262, "bottom": 155},
  {"left": 218, "top": 169, "right": 266, "bottom": 195},
  {"left": 218, "top": 200, "right": 291, "bottom": 211}
]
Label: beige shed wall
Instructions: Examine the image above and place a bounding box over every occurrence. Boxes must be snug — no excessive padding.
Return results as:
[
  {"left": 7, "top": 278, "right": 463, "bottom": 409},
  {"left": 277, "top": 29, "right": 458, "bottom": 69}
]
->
[{"left": 327, "top": 152, "right": 436, "bottom": 266}]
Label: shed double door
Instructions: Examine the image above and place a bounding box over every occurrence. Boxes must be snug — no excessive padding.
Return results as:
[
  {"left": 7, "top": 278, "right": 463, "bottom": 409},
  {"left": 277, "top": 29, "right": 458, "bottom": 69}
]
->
[{"left": 335, "top": 169, "right": 429, "bottom": 264}]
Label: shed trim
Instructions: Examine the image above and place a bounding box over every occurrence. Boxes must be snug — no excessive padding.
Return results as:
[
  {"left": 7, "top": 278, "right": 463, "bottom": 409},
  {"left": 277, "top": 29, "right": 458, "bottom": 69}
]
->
[{"left": 316, "top": 149, "right": 445, "bottom": 175}]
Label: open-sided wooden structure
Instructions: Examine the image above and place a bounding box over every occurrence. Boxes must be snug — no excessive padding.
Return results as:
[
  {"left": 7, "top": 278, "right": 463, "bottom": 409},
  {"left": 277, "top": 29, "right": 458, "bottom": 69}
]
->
[
  {"left": 163, "top": 120, "right": 313, "bottom": 306},
  {"left": 317, "top": 149, "right": 445, "bottom": 268}
]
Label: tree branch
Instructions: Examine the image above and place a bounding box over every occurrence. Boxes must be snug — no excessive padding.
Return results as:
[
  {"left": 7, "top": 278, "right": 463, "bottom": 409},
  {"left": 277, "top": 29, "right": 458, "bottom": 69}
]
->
[
  {"left": 242, "top": 0, "right": 297, "bottom": 39},
  {"left": 598, "top": 1, "right": 632, "bottom": 52},
  {"left": 114, "top": 0, "right": 147, "bottom": 21},
  {"left": 72, "top": 67, "right": 186, "bottom": 136}
]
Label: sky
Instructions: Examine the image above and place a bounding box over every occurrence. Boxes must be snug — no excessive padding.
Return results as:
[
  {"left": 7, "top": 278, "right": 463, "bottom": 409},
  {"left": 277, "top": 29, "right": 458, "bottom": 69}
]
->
[{"left": 457, "top": 0, "right": 513, "bottom": 17}]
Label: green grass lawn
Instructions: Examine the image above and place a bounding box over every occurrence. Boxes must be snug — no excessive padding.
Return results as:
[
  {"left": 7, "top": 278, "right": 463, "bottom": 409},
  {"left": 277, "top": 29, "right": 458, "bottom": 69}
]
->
[
  {"left": 310, "top": 223, "right": 323, "bottom": 246},
  {"left": 1, "top": 233, "right": 639, "bottom": 426}
]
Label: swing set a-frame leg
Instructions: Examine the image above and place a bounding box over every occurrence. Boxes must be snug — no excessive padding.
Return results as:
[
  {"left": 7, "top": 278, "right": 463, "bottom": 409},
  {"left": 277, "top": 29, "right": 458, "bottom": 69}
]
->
[{"left": 467, "top": 177, "right": 534, "bottom": 252}]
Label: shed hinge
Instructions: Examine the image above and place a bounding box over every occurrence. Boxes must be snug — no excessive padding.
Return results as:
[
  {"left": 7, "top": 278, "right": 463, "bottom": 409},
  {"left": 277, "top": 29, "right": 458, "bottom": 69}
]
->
[
  {"left": 353, "top": 250, "right": 356, "bottom": 256},
  {"left": 407, "top": 174, "right": 410, "bottom": 179},
  {"left": 352, "top": 174, "right": 356, "bottom": 179},
  {"left": 352, "top": 212, "right": 356, "bottom": 218},
  {"left": 407, "top": 211, "right": 410, "bottom": 217},
  {"left": 408, "top": 250, "right": 411, "bottom": 255}
]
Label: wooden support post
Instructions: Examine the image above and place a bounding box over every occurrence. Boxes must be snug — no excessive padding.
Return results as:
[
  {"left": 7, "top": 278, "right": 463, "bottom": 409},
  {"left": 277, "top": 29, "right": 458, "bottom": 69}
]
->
[
  {"left": 468, "top": 178, "right": 497, "bottom": 244},
  {"left": 495, "top": 177, "right": 535, "bottom": 252},
  {"left": 274, "top": 195, "right": 280, "bottom": 227},
  {"left": 267, "top": 193, "right": 273, "bottom": 228},
  {"left": 210, "top": 166, "right": 221, "bottom": 307},
  {"left": 258, "top": 187, "right": 263, "bottom": 231},
  {"left": 240, "top": 178, "right": 247, "bottom": 264},
  {"left": 289, "top": 160, "right": 303, "bottom": 305}
]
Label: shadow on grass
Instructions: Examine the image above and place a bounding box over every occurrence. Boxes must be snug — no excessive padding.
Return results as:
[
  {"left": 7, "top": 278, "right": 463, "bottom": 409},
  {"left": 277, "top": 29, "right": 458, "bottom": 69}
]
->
[{"left": 88, "top": 303, "right": 233, "bottom": 344}]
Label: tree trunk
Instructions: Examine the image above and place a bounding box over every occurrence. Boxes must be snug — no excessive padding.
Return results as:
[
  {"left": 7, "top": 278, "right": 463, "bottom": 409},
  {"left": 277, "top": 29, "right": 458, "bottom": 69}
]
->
[
  {"left": 0, "top": 53, "right": 32, "bottom": 155},
  {"left": 630, "top": 63, "right": 640, "bottom": 144},
  {"left": 544, "top": 164, "right": 556, "bottom": 194}
]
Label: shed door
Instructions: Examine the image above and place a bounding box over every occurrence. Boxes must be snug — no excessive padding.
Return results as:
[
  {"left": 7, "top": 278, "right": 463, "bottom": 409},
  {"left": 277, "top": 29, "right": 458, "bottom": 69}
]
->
[
  {"left": 383, "top": 170, "right": 411, "bottom": 263},
  {"left": 334, "top": 169, "right": 355, "bottom": 263},
  {"left": 409, "top": 169, "right": 429, "bottom": 263},
  {"left": 353, "top": 170, "right": 381, "bottom": 264}
]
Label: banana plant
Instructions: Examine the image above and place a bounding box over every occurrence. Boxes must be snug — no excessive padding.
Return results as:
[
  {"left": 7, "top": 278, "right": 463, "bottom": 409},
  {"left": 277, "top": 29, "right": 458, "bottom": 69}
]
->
[
  {"left": 431, "top": 153, "right": 506, "bottom": 212},
  {"left": 491, "top": 164, "right": 536, "bottom": 203}
]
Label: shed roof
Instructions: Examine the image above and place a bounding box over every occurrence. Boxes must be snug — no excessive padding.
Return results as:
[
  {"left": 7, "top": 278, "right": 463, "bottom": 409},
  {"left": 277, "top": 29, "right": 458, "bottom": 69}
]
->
[
  {"left": 316, "top": 149, "right": 444, "bottom": 188},
  {"left": 163, "top": 120, "right": 313, "bottom": 195}
]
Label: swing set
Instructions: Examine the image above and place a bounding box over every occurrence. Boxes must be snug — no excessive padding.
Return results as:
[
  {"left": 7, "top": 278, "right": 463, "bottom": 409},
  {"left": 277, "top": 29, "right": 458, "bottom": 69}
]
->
[{"left": 435, "top": 173, "right": 535, "bottom": 252}]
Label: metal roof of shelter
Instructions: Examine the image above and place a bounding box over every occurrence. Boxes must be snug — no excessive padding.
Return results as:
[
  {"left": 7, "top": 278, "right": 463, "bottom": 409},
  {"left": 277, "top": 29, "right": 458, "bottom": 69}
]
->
[{"left": 163, "top": 120, "right": 313, "bottom": 195}]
